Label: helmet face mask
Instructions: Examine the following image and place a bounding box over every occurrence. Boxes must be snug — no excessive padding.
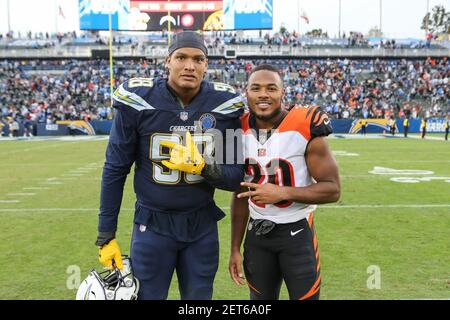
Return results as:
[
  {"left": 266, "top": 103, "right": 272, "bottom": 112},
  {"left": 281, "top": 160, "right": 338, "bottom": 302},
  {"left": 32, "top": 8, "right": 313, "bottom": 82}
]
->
[{"left": 76, "top": 256, "right": 139, "bottom": 300}]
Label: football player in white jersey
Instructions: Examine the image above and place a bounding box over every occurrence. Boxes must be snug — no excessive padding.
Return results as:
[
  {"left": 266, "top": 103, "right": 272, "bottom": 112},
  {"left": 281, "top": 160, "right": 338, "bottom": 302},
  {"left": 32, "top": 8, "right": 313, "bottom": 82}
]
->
[{"left": 229, "top": 64, "right": 341, "bottom": 300}]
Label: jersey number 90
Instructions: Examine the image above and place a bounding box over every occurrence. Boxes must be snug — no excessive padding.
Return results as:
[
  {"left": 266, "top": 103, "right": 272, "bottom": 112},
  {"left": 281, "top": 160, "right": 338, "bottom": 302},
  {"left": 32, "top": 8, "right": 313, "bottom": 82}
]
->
[{"left": 150, "top": 133, "right": 214, "bottom": 184}]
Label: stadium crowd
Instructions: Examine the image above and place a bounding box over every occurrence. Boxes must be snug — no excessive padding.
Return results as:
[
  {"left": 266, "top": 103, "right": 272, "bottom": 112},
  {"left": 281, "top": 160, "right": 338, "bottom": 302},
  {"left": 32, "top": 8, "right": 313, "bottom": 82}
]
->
[
  {"left": 2, "top": 28, "right": 443, "bottom": 50},
  {"left": 0, "top": 56, "right": 449, "bottom": 136}
]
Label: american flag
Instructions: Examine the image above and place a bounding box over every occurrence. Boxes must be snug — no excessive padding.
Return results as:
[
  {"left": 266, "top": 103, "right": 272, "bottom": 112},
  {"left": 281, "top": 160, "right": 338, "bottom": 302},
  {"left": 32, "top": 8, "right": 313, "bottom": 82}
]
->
[
  {"left": 59, "top": 6, "right": 65, "bottom": 19},
  {"left": 300, "top": 11, "right": 309, "bottom": 24}
]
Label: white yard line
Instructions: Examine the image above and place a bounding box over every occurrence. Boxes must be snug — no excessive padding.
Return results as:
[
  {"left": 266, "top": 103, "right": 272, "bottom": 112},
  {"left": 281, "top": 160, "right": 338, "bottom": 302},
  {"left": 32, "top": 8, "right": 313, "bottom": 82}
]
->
[
  {"left": 328, "top": 134, "right": 448, "bottom": 141},
  {"left": 220, "top": 204, "right": 450, "bottom": 210},
  {"left": 0, "top": 136, "right": 109, "bottom": 142},
  {"left": 0, "top": 178, "right": 101, "bottom": 181},
  {"left": 0, "top": 204, "right": 449, "bottom": 213},
  {"left": 339, "top": 160, "right": 450, "bottom": 163},
  {"left": 408, "top": 135, "right": 447, "bottom": 141},
  {"left": 1, "top": 163, "right": 93, "bottom": 167},
  {"left": 0, "top": 208, "right": 103, "bottom": 212},
  {"left": 0, "top": 142, "right": 80, "bottom": 156},
  {"left": 1, "top": 163, "right": 100, "bottom": 199},
  {"left": 319, "top": 204, "right": 450, "bottom": 209}
]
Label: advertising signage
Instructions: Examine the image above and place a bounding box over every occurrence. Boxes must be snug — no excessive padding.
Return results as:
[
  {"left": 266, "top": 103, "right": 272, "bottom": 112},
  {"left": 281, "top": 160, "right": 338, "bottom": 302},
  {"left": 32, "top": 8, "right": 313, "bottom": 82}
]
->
[{"left": 79, "top": 0, "right": 273, "bottom": 31}]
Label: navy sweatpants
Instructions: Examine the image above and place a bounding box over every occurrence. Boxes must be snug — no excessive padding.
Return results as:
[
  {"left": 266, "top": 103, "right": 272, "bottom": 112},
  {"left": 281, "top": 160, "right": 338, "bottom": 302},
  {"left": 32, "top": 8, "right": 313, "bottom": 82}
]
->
[{"left": 130, "top": 223, "right": 219, "bottom": 300}]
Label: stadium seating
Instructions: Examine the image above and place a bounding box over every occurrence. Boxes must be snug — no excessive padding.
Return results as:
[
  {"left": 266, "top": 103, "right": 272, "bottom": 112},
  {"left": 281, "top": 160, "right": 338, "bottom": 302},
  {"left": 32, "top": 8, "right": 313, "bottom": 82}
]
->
[{"left": 0, "top": 31, "right": 448, "bottom": 135}]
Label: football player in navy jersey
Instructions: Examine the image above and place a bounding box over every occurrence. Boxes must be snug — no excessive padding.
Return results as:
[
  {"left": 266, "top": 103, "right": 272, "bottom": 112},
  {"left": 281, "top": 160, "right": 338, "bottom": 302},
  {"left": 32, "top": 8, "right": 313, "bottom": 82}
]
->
[{"left": 96, "top": 31, "right": 245, "bottom": 300}]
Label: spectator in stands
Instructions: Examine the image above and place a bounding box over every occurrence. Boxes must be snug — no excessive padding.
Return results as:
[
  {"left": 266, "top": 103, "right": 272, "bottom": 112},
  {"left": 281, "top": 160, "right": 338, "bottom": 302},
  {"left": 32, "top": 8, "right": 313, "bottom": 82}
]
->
[{"left": 0, "top": 57, "right": 448, "bottom": 126}]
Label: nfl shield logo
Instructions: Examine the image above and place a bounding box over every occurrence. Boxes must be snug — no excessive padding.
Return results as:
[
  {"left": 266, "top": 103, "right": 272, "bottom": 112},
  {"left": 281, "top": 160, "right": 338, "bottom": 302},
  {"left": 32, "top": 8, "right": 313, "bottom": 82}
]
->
[
  {"left": 259, "top": 134, "right": 267, "bottom": 144},
  {"left": 180, "top": 111, "right": 188, "bottom": 121}
]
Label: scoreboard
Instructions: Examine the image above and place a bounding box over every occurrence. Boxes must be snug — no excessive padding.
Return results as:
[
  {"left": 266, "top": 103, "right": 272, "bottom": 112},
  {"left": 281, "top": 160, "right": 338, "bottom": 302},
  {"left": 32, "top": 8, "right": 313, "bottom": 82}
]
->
[{"left": 79, "top": 0, "right": 273, "bottom": 31}]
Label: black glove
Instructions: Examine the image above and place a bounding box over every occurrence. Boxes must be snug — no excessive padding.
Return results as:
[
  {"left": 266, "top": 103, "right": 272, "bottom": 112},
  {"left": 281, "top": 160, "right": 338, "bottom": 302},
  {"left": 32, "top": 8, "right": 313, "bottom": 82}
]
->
[{"left": 252, "top": 219, "right": 276, "bottom": 236}]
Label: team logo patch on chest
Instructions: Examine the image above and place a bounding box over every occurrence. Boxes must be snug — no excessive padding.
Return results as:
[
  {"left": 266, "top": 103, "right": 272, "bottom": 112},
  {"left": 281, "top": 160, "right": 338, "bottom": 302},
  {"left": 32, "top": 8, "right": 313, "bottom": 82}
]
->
[
  {"left": 179, "top": 111, "right": 189, "bottom": 121},
  {"left": 258, "top": 148, "right": 267, "bottom": 157},
  {"left": 199, "top": 113, "right": 216, "bottom": 130}
]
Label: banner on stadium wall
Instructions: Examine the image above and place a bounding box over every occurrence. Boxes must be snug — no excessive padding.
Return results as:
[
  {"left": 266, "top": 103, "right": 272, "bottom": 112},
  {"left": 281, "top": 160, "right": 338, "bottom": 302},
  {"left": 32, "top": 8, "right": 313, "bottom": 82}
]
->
[
  {"left": 0, "top": 123, "right": 25, "bottom": 136},
  {"left": 79, "top": 0, "right": 273, "bottom": 31},
  {"left": 56, "top": 121, "right": 96, "bottom": 135},
  {"left": 424, "top": 118, "right": 448, "bottom": 133},
  {"left": 396, "top": 119, "right": 419, "bottom": 133},
  {"left": 12, "top": 119, "right": 447, "bottom": 137},
  {"left": 91, "top": 120, "right": 113, "bottom": 134},
  {"left": 329, "top": 119, "right": 353, "bottom": 133},
  {"left": 1, "top": 123, "right": 8, "bottom": 136},
  {"left": 396, "top": 118, "right": 448, "bottom": 133},
  {"left": 348, "top": 119, "right": 390, "bottom": 134},
  {"left": 330, "top": 119, "right": 391, "bottom": 134},
  {"left": 36, "top": 124, "right": 69, "bottom": 136}
]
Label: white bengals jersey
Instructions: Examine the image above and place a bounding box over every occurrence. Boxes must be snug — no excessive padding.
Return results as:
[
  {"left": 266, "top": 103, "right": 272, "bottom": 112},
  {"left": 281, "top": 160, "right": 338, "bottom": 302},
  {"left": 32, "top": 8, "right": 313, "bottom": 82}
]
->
[{"left": 241, "top": 106, "right": 332, "bottom": 224}]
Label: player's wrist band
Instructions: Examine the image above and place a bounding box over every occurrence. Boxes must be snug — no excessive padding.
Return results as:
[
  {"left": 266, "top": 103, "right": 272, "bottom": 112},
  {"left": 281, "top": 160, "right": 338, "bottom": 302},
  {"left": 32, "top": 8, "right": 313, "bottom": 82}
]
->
[
  {"left": 95, "top": 231, "right": 116, "bottom": 246},
  {"left": 201, "top": 156, "right": 223, "bottom": 182}
]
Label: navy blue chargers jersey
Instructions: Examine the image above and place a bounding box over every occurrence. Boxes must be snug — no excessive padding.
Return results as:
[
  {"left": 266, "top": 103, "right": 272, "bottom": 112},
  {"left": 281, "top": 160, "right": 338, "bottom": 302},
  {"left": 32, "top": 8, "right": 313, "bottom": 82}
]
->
[{"left": 98, "top": 77, "right": 245, "bottom": 241}]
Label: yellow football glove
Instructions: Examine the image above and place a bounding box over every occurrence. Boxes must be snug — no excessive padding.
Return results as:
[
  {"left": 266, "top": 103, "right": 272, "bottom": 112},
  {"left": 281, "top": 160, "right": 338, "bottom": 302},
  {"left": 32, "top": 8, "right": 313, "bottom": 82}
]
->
[
  {"left": 160, "top": 131, "right": 205, "bottom": 175},
  {"left": 98, "top": 239, "right": 123, "bottom": 270}
]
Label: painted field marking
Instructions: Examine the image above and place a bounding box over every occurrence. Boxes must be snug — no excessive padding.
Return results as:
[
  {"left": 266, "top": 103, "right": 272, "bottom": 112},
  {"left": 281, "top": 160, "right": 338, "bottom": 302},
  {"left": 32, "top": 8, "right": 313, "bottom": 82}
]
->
[
  {"left": 41, "top": 181, "right": 63, "bottom": 185},
  {"left": 369, "top": 167, "right": 434, "bottom": 175},
  {"left": 333, "top": 150, "right": 360, "bottom": 157},
  {"left": 368, "top": 167, "right": 450, "bottom": 184},
  {"left": 390, "top": 177, "right": 450, "bottom": 183},
  {"left": 1, "top": 204, "right": 450, "bottom": 213}
]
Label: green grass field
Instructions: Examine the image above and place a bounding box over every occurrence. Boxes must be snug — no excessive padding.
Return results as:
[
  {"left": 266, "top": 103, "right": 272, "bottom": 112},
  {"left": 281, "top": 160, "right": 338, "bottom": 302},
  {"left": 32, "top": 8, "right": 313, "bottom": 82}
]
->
[{"left": 0, "top": 135, "right": 449, "bottom": 300}]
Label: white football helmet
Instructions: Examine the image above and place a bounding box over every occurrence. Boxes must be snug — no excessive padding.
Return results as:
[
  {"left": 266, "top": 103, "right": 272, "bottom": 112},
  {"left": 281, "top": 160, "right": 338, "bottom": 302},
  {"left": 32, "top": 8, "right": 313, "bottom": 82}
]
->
[{"left": 76, "top": 256, "right": 139, "bottom": 300}]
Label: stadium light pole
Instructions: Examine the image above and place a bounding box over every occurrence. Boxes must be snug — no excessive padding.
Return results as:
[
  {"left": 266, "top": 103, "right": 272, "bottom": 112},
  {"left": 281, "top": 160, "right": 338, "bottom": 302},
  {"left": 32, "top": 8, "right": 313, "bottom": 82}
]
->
[
  {"left": 109, "top": 5, "right": 114, "bottom": 108},
  {"left": 6, "top": 0, "right": 11, "bottom": 33},
  {"left": 338, "top": 0, "right": 341, "bottom": 38},
  {"left": 379, "top": 0, "right": 382, "bottom": 36},
  {"left": 54, "top": 0, "right": 58, "bottom": 34},
  {"left": 168, "top": 0, "right": 171, "bottom": 46}
]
